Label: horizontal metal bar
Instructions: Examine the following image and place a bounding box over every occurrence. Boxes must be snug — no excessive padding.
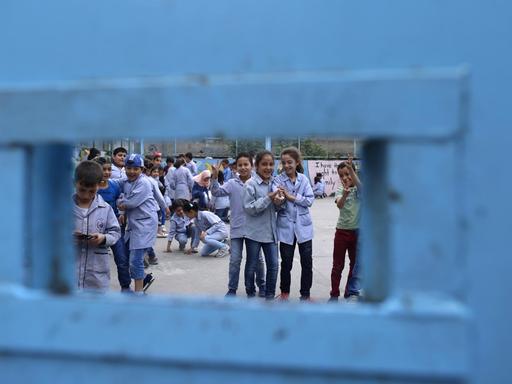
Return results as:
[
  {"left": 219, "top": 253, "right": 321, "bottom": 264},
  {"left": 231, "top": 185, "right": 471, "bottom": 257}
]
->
[
  {"left": 0, "top": 288, "right": 469, "bottom": 380},
  {"left": 0, "top": 68, "right": 466, "bottom": 142}
]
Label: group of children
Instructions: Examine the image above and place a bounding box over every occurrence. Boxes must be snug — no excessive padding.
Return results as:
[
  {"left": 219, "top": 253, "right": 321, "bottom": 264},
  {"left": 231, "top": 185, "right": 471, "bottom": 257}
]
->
[{"left": 74, "top": 145, "right": 361, "bottom": 302}]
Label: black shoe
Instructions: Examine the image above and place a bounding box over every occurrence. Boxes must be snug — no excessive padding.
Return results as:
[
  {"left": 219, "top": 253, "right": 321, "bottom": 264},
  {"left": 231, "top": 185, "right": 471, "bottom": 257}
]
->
[
  {"left": 225, "top": 289, "right": 236, "bottom": 297},
  {"left": 144, "top": 258, "right": 149, "bottom": 268},
  {"left": 328, "top": 296, "right": 338, "bottom": 303},
  {"left": 148, "top": 257, "right": 159, "bottom": 265},
  {"left": 143, "top": 273, "right": 155, "bottom": 292}
]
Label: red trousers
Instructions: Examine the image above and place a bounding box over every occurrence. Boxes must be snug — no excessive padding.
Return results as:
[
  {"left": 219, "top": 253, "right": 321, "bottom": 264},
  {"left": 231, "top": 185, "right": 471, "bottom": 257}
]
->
[{"left": 330, "top": 228, "right": 358, "bottom": 298}]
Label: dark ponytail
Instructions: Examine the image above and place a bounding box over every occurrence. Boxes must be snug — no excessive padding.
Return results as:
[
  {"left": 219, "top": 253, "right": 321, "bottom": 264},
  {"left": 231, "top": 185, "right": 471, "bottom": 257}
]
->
[{"left": 182, "top": 200, "right": 199, "bottom": 213}]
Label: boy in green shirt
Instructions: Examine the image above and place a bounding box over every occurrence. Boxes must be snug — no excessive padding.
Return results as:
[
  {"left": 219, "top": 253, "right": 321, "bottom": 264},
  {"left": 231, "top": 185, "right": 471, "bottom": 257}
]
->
[{"left": 330, "top": 157, "right": 361, "bottom": 302}]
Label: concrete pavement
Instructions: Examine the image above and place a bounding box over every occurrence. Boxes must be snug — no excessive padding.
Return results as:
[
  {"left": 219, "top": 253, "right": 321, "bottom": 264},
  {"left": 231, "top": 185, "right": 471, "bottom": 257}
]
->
[{"left": 110, "top": 197, "right": 353, "bottom": 301}]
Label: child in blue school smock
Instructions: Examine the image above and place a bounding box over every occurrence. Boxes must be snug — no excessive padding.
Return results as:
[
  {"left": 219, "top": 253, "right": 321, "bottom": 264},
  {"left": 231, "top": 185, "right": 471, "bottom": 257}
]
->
[
  {"left": 73, "top": 161, "right": 121, "bottom": 292},
  {"left": 117, "top": 154, "right": 160, "bottom": 294},
  {"left": 94, "top": 157, "right": 131, "bottom": 292},
  {"left": 243, "top": 150, "right": 281, "bottom": 300},
  {"left": 165, "top": 199, "right": 200, "bottom": 253},
  {"left": 183, "top": 201, "right": 230, "bottom": 258},
  {"left": 211, "top": 153, "right": 266, "bottom": 297},
  {"left": 273, "top": 147, "right": 315, "bottom": 301}
]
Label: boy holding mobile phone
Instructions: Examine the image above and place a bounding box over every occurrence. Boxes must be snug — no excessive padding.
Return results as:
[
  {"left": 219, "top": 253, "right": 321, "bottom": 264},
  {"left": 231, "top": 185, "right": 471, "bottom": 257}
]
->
[{"left": 74, "top": 160, "right": 121, "bottom": 291}]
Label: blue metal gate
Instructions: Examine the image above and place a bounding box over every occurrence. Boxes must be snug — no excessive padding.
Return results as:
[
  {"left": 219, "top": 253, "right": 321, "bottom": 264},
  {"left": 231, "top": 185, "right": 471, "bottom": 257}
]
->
[{"left": 1, "top": 1, "right": 511, "bottom": 383}]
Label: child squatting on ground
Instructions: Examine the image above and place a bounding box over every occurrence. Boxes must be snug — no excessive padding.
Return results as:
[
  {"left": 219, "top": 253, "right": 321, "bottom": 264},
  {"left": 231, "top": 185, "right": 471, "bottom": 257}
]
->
[
  {"left": 73, "top": 160, "right": 121, "bottom": 292},
  {"left": 183, "top": 201, "right": 230, "bottom": 258},
  {"left": 165, "top": 199, "right": 200, "bottom": 253}
]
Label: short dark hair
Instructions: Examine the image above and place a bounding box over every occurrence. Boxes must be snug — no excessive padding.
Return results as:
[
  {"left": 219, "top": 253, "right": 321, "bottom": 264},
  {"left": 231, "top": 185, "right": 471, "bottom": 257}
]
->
[
  {"left": 143, "top": 159, "right": 152, "bottom": 169},
  {"left": 166, "top": 156, "right": 175, "bottom": 164},
  {"left": 150, "top": 166, "right": 160, "bottom": 174},
  {"left": 337, "top": 161, "right": 356, "bottom": 172},
  {"left": 185, "top": 152, "right": 193, "bottom": 160},
  {"left": 172, "top": 199, "right": 186, "bottom": 210},
  {"left": 113, "top": 147, "right": 127, "bottom": 156},
  {"left": 255, "top": 150, "right": 274, "bottom": 167},
  {"left": 87, "top": 148, "right": 101, "bottom": 161},
  {"left": 75, "top": 161, "right": 103, "bottom": 187},
  {"left": 94, "top": 156, "right": 111, "bottom": 166},
  {"left": 175, "top": 158, "right": 185, "bottom": 168},
  {"left": 235, "top": 152, "right": 252, "bottom": 165}
]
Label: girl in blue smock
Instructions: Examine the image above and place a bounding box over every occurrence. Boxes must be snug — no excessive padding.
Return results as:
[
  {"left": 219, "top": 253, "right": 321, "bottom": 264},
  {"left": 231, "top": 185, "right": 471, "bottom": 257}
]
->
[
  {"left": 273, "top": 147, "right": 315, "bottom": 301},
  {"left": 183, "top": 201, "right": 230, "bottom": 258}
]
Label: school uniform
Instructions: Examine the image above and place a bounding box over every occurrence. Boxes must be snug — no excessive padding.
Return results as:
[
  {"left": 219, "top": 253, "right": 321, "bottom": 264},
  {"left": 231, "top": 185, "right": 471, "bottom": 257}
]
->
[
  {"left": 186, "top": 160, "right": 198, "bottom": 176},
  {"left": 164, "top": 166, "right": 176, "bottom": 203},
  {"left": 169, "top": 166, "right": 194, "bottom": 200},
  {"left": 97, "top": 180, "right": 131, "bottom": 289},
  {"left": 167, "top": 214, "right": 199, "bottom": 249},
  {"left": 313, "top": 180, "right": 326, "bottom": 198},
  {"left": 74, "top": 194, "right": 121, "bottom": 291},
  {"left": 211, "top": 177, "right": 266, "bottom": 293},
  {"left": 110, "top": 164, "right": 126, "bottom": 180},
  {"left": 273, "top": 172, "right": 315, "bottom": 298},
  {"left": 243, "top": 174, "right": 279, "bottom": 299},
  {"left": 194, "top": 210, "right": 229, "bottom": 256},
  {"left": 118, "top": 174, "right": 159, "bottom": 280}
]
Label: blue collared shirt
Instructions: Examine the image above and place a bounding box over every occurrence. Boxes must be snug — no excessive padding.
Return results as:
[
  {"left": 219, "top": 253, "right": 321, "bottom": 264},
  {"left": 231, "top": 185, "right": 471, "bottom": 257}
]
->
[
  {"left": 273, "top": 172, "right": 314, "bottom": 245},
  {"left": 243, "top": 173, "right": 278, "bottom": 243}
]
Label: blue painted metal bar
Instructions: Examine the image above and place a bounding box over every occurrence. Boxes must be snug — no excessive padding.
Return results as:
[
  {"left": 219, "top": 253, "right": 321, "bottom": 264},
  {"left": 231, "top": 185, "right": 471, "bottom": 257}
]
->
[
  {"left": 0, "top": 288, "right": 469, "bottom": 381},
  {"left": 27, "top": 144, "right": 74, "bottom": 293},
  {"left": 0, "top": 69, "right": 466, "bottom": 143},
  {"left": 0, "top": 147, "right": 26, "bottom": 286}
]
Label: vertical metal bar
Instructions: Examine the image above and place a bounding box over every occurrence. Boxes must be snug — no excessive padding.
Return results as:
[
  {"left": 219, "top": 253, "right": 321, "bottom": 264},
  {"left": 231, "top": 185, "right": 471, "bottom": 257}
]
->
[
  {"left": 27, "top": 144, "right": 74, "bottom": 293},
  {"left": 0, "top": 147, "right": 26, "bottom": 286},
  {"left": 265, "top": 136, "right": 272, "bottom": 151},
  {"left": 174, "top": 138, "right": 177, "bottom": 156},
  {"left": 140, "top": 139, "right": 144, "bottom": 154},
  {"left": 361, "top": 140, "right": 390, "bottom": 302}
]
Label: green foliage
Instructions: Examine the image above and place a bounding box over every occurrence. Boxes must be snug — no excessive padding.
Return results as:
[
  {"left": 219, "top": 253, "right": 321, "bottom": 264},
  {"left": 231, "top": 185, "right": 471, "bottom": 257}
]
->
[
  {"left": 229, "top": 139, "right": 265, "bottom": 156},
  {"left": 300, "top": 139, "right": 327, "bottom": 158}
]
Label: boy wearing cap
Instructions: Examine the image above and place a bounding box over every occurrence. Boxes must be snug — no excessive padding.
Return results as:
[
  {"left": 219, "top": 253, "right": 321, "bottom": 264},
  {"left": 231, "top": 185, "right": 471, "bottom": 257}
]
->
[{"left": 117, "top": 154, "right": 160, "bottom": 294}]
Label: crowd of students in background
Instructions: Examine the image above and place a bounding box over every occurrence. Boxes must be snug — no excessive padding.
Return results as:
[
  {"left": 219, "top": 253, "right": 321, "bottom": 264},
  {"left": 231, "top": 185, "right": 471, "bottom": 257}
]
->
[{"left": 74, "top": 146, "right": 361, "bottom": 301}]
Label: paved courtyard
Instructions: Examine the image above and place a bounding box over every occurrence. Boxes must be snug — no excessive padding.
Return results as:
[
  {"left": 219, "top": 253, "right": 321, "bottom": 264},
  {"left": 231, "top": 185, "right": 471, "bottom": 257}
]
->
[{"left": 110, "top": 197, "right": 353, "bottom": 301}]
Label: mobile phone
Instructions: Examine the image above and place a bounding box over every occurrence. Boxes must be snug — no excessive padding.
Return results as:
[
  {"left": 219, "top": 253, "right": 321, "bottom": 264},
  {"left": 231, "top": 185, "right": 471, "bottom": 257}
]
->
[{"left": 74, "top": 233, "right": 93, "bottom": 240}]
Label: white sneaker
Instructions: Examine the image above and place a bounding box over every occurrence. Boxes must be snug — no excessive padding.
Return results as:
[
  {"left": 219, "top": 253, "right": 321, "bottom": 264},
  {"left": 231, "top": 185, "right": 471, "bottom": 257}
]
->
[
  {"left": 216, "top": 246, "right": 230, "bottom": 258},
  {"left": 345, "top": 295, "right": 360, "bottom": 303}
]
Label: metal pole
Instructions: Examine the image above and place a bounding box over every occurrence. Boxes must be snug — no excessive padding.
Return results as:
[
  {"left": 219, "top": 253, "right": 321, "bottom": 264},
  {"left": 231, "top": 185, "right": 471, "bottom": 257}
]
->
[
  {"left": 235, "top": 139, "right": 238, "bottom": 157},
  {"left": 298, "top": 136, "right": 301, "bottom": 152},
  {"left": 174, "top": 138, "right": 177, "bottom": 156},
  {"left": 353, "top": 139, "right": 357, "bottom": 157},
  {"left": 140, "top": 139, "right": 144, "bottom": 155},
  {"left": 265, "top": 136, "right": 272, "bottom": 151}
]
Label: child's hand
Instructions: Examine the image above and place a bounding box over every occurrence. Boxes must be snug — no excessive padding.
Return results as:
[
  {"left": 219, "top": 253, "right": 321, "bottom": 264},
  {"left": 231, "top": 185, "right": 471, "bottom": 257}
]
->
[
  {"left": 268, "top": 190, "right": 280, "bottom": 199},
  {"left": 280, "top": 187, "right": 295, "bottom": 202},
  {"left": 118, "top": 215, "right": 125, "bottom": 226},
  {"left": 211, "top": 165, "right": 219, "bottom": 179},
  {"left": 165, "top": 207, "right": 171, "bottom": 219},
  {"left": 118, "top": 203, "right": 126, "bottom": 211},
  {"left": 88, "top": 233, "right": 106, "bottom": 247},
  {"left": 200, "top": 231, "right": 206, "bottom": 241}
]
